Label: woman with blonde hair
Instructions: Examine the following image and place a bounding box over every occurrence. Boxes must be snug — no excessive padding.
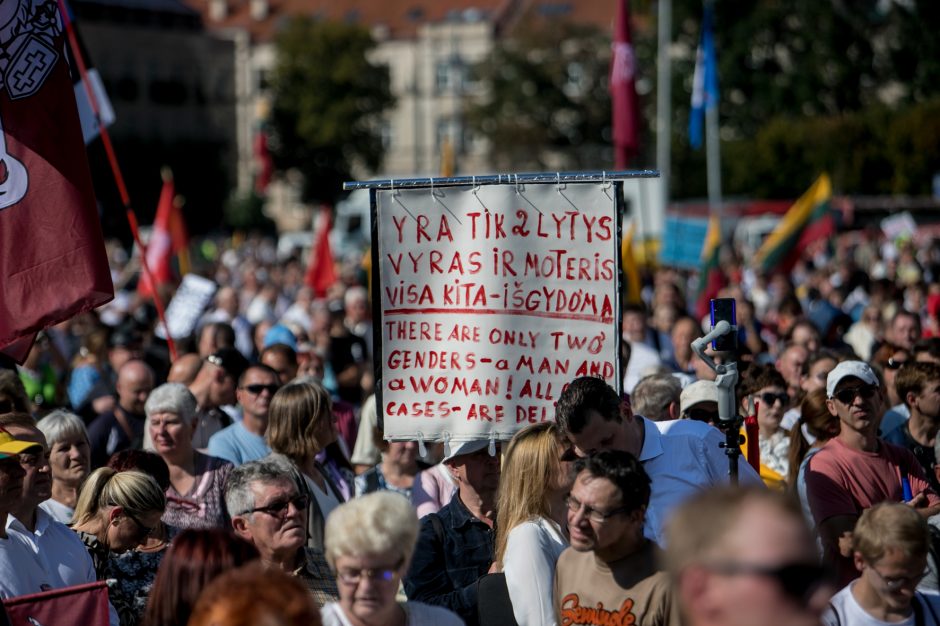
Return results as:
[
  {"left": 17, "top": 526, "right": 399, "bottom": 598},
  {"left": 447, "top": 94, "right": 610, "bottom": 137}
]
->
[
  {"left": 71, "top": 467, "right": 166, "bottom": 625},
  {"left": 321, "top": 491, "right": 462, "bottom": 626},
  {"left": 494, "top": 422, "right": 571, "bottom": 626},
  {"left": 266, "top": 380, "right": 345, "bottom": 550}
]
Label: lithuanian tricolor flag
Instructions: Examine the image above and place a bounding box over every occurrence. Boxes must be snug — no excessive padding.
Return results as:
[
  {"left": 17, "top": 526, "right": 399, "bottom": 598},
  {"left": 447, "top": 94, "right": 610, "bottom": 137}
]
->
[
  {"left": 695, "top": 213, "right": 725, "bottom": 319},
  {"left": 754, "top": 174, "right": 834, "bottom": 274}
]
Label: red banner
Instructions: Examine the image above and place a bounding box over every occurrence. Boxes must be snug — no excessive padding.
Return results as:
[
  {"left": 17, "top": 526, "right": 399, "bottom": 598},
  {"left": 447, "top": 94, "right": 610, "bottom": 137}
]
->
[
  {"left": 0, "top": 7, "right": 113, "bottom": 352},
  {"left": 3, "top": 581, "right": 110, "bottom": 626}
]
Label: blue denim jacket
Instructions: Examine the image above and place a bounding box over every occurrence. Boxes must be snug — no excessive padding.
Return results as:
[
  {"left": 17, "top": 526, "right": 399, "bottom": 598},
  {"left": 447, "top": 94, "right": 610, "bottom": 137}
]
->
[{"left": 403, "top": 493, "right": 494, "bottom": 626}]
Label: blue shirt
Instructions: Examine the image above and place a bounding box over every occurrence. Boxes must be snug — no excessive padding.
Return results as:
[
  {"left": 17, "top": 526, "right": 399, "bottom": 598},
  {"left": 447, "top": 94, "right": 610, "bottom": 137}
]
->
[
  {"left": 403, "top": 493, "right": 494, "bottom": 626},
  {"left": 207, "top": 421, "right": 270, "bottom": 466}
]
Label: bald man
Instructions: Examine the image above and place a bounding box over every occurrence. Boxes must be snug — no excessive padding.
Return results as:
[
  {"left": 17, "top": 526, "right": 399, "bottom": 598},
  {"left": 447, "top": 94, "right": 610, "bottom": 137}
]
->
[
  {"left": 86, "top": 359, "right": 154, "bottom": 468},
  {"left": 167, "top": 353, "right": 203, "bottom": 386}
]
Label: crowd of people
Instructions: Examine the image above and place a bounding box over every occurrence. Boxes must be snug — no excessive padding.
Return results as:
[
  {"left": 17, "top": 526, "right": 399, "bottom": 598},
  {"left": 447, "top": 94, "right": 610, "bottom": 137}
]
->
[{"left": 1, "top": 226, "right": 940, "bottom": 625}]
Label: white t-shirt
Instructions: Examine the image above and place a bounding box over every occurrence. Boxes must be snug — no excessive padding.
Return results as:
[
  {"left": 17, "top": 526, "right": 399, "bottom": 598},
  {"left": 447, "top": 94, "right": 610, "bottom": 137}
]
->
[
  {"left": 503, "top": 516, "right": 568, "bottom": 626},
  {"left": 824, "top": 582, "right": 940, "bottom": 626},
  {"left": 320, "top": 600, "right": 464, "bottom": 626},
  {"left": 38, "top": 498, "right": 74, "bottom": 525}
]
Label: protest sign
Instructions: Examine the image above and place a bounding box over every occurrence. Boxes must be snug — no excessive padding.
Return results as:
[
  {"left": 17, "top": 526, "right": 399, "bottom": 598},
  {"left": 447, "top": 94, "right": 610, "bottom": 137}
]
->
[
  {"left": 154, "top": 274, "right": 217, "bottom": 340},
  {"left": 374, "top": 181, "right": 621, "bottom": 443}
]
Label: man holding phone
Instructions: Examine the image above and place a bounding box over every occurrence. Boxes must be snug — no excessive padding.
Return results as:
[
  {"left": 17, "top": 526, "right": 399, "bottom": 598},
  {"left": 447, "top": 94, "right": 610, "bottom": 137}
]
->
[{"left": 805, "top": 361, "right": 940, "bottom": 586}]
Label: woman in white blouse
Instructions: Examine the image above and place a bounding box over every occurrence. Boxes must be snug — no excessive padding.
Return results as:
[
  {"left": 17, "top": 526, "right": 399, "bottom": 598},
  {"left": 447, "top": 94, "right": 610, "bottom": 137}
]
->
[{"left": 494, "top": 422, "right": 572, "bottom": 626}]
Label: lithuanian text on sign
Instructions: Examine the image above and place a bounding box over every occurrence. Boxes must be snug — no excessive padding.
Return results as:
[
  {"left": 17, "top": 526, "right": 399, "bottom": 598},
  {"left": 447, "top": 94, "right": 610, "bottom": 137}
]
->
[{"left": 375, "top": 182, "right": 620, "bottom": 442}]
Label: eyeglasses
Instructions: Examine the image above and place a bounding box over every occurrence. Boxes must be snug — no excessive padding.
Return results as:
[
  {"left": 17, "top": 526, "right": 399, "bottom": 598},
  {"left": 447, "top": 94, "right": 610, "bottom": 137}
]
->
[
  {"left": 758, "top": 392, "right": 789, "bottom": 407},
  {"left": 124, "top": 510, "right": 156, "bottom": 538},
  {"left": 708, "top": 562, "right": 832, "bottom": 603},
  {"left": 337, "top": 559, "right": 404, "bottom": 585},
  {"left": 867, "top": 563, "right": 928, "bottom": 591},
  {"left": 832, "top": 384, "right": 878, "bottom": 405},
  {"left": 565, "top": 495, "right": 629, "bottom": 524},
  {"left": 241, "top": 384, "right": 280, "bottom": 395},
  {"left": 886, "top": 358, "right": 908, "bottom": 370},
  {"left": 244, "top": 494, "right": 309, "bottom": 519}
]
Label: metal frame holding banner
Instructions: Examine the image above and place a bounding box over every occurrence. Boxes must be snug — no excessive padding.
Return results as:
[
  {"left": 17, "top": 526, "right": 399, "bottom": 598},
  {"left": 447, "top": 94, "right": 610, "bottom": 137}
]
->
[{"left": 345, "top": 170, "right": 658, "bottom": 448}]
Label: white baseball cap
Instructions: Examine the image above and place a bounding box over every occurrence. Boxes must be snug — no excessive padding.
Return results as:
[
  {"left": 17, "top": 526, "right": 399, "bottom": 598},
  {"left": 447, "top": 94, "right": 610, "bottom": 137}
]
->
[
  {"left": 442, "top": 439, "right": 492, "bottom": 463},
  {"left": 826, "top": 360, "right": 879, "bottom": 398},
  {"left": 680, "top": 380, "right": 719, "bottom": 413}
]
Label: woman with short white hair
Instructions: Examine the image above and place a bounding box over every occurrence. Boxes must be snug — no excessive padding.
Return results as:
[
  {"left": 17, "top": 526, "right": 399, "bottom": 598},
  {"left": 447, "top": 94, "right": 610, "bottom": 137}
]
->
[
  {"left": 37, "top": 409, "right": 91, "bottom": 523},
  {"left": 321, "top": 491, "right": 464, "bottom": 626},
  {"left": 145, "top": 382, "right": 233, "bottom": 530}
]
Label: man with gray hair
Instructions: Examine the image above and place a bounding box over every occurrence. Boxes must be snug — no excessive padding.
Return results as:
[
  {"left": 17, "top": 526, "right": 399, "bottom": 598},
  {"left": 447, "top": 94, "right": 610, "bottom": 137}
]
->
[
  {"left": 632, "top": 374, "right": 682, "bottom": 422},
  {"left": 225, "top": 455, "right": 338, "bottom": 607}
]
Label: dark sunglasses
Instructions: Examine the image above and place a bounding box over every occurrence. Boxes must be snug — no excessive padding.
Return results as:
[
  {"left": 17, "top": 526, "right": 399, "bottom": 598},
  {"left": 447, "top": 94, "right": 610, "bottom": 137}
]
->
[
  {"left": 244, "top": 494, "right": 309, "bottom": 519},
  {"left": 709, "top": 562, "right": 832, "bottom": 603},
  {"left": 886, "top": 358, "right": 908, "bottom": 370},
  {"left": 241, "top": 383, "right": 280, "bottom": 395},
  {"left": 758, "top": 392, "right": 789, "bottom": 407},
  {"left": 833, "top": 384, "right": 878, "bottom": 405}
]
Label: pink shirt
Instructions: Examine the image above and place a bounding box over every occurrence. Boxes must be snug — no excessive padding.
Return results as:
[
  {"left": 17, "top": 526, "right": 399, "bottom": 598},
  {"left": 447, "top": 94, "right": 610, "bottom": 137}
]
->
[{"left": 805, "top": 437, "right": 938, "bottom": 584}]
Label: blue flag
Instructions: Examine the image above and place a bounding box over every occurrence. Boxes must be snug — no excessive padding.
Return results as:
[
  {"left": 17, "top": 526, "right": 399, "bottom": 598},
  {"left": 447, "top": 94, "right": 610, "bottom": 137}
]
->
[{"left": 689, "top": 4, "right": 718, "bottom": 149}]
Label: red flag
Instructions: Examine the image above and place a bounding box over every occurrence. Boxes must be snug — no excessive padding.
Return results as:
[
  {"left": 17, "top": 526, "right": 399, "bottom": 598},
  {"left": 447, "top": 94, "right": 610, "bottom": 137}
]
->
[
  {"left": 304, "top": 207, "right": 337, "bottom": 297},
  {"left": 3, "top": 581, "right": 110, "bottom": 626},
  {"left": 0, "top": 9, "right": 113, "bottom": 352},
  {"left": 137, "top": 173, "right": 179, "bottom": 298},
  {"left": 610, "top": 0, "right": 640, "bottom": 169},
  {"left": 254, "top": 129, "right": 273, "bottom": 195}
]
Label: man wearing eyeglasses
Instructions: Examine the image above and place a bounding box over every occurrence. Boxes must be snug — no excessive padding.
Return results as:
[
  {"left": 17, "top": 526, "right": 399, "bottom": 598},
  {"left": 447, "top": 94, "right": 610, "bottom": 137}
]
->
[
  {"left": 225, "top": 456, "right": 338, "bottom": 607},
  {"left": 806, "top": 360, "right": 940, "bottom": 586},
  {"left": 824, "top": 502, "right": 940, "bottom": 625},
  {"left": 666, "top": 487, "right": 834, "bottom": 626},
  {"left": 554, "top": 450, "right": 680, "bottom": 626},
  {"left": 208, "top": 364, "right": 280, "bottom": 465},
  {"left": 555, "top": 376, "right": 762, "bottom": 546}
]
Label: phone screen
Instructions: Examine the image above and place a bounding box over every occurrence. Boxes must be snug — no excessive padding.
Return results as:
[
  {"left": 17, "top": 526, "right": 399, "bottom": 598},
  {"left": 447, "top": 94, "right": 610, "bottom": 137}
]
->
[{"left": 709, "top": 298, "right": 737, "bottom": 352}]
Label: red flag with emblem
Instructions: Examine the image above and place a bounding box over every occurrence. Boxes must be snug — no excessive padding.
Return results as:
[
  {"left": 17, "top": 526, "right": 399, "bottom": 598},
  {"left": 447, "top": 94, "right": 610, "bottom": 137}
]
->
[
  {"left": 0, "top": 2, "right": 113, "bottom": 355},
  {"left": 610, "top": 0, "right": 640, "bottom": 168}
]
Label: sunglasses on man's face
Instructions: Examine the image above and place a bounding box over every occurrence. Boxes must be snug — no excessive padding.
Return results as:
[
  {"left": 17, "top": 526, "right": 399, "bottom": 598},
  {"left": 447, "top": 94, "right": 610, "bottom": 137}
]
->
[
  {"left": 886, "top": 358, "right": 908, "bottom": 370},
  {"left": 709, "top": 562, "right": 832, "bottom": 603},
  {"left": 832, "top": 384, "right": 878, "bottom": 405},
  {"left": 241, "top": 384, "right": 280, "bottom": 396}
]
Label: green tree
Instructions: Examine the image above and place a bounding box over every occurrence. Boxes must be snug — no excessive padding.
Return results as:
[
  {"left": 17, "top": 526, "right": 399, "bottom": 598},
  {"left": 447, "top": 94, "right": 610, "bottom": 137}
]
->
[
  {"left": 269, "top": 18, "right": 394, "bottom": 204},
  {"left": 465, "top": 18, "right": 625, "bottom": 171}
]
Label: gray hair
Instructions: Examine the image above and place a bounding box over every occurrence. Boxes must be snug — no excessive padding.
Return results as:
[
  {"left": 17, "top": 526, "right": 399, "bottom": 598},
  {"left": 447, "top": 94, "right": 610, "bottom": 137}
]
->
[
  {"left": 36, "top": 409, "right": 89, "bottom": 447},
  {"left": 144, "top": 383, "right": 197, "bottom": 420},
  {"left": 224, "top": 454, "right": 297, "bottom": 518},
  {"left": 324, "top": 491, "right": 418, "bottom": 570},
  {"left": 632, "top": 373, "right": 682, "bottom": 422}
]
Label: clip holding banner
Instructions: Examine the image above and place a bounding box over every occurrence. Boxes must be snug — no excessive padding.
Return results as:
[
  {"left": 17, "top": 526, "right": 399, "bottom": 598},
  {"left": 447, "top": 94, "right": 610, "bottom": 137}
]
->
[{"left": 416, "top": 431, "right": 428, "bottom": 458}]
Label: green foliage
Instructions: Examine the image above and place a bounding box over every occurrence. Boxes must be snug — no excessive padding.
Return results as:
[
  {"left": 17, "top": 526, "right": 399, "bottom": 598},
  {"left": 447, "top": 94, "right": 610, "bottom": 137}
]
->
[
  {"left": 720, "top": 100, "right": 940, "bottom": 197},
  {"left": 465, "top": 18, "right": 621, "bottom": 170},
  {"left": 269, "top": 18, "right": 394, "bottom": 204}
]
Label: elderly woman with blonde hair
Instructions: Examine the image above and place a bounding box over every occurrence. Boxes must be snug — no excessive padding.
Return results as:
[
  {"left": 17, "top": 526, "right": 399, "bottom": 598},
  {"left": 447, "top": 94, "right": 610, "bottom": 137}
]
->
[
  {"left": 321, "top": 491, "right": 464, "bottom": 626},
  {"left": 36, "top": 409, "right": 92, "bottom": 523},
  {"left": 493, "top": 422, "right": 572, "bottom": 626}
]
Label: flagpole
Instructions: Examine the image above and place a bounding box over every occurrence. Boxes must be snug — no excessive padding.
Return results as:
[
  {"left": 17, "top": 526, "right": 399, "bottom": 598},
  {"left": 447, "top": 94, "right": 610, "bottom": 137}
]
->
[
  {"left": 704, "top": 0, "right": 722, "bottom": 219},
  {"left": 56, "top": 0, "right": 177, "bottom": 361},
  {"left": 655, "top": 0, "right": 672, "bottom": 222}
]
